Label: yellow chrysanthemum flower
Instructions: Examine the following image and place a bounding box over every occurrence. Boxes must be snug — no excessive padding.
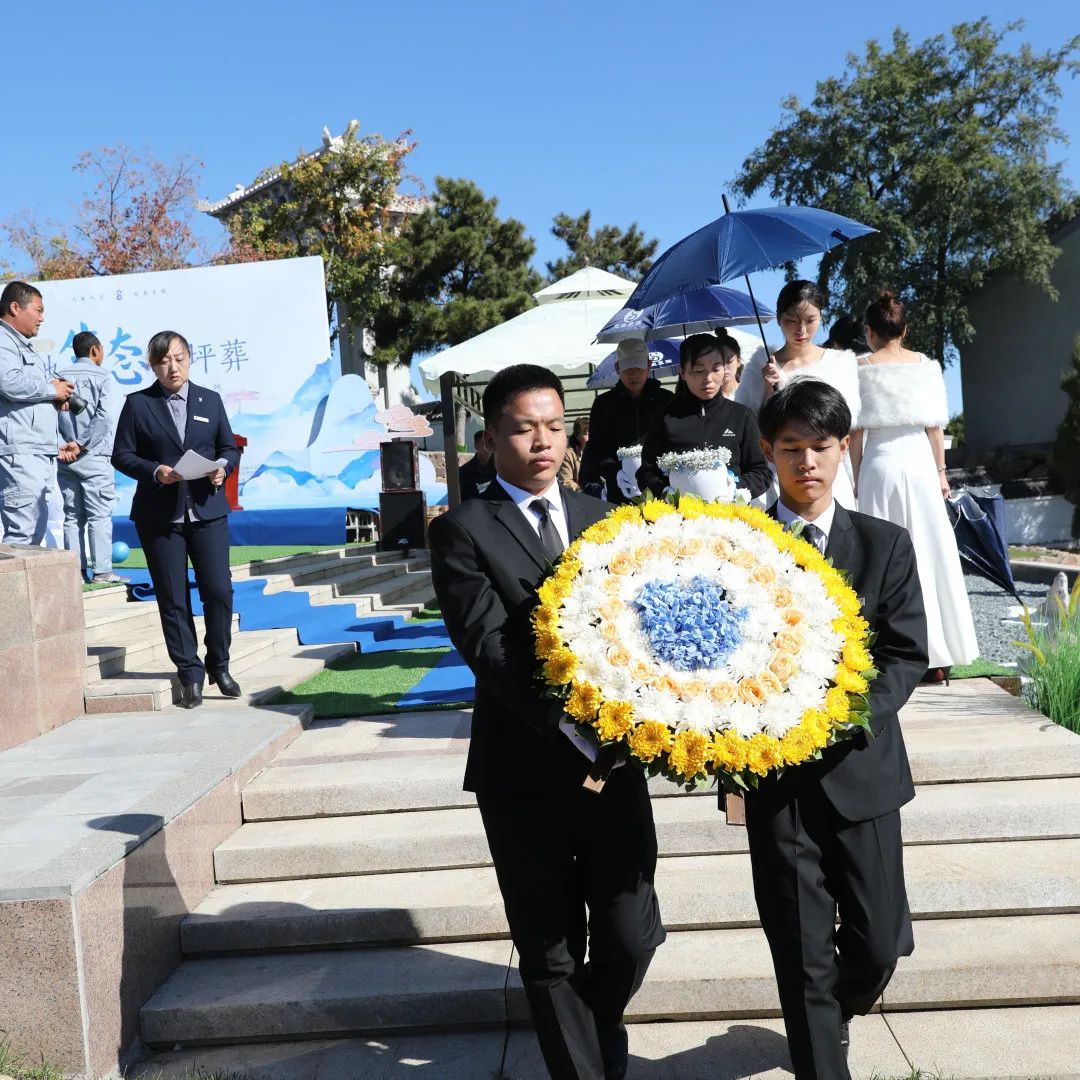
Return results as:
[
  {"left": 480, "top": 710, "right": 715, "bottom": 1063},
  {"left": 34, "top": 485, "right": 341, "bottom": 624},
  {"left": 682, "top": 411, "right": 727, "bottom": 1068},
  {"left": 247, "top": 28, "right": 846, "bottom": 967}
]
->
[
  {"left": 668, "top": 729, "right": 710, "bottom": 778},
  {"left": 780, "top": 726, "right": 816, "bottom": 766},
  {"left": 594, "top": 700, "right": 634, "bottom": 742},
  {"left": 535, "top": 629, "right": 562, "bottom": 659},
  {"left": 532, "top": 603, "right": 560, "bottom": 632},
  {"left": 842, "top": 642, "right": 873, "bottom": 672},
  {"left": 709, "top": 731, "right": 749, "bottom": 773},
  {"left": 542, "top": 649, "right": 577, "bottom": 685},
  {"left": 825, "top": 686, "right": 851, "bottom": 722},
  {"left": 566, "top": 680, "right": 603, "bottom": 721},
  {"left": 834, "top": 666, "right": 869, "bottom": 694},
  {"left": 745, "top": 733, "right": 784, "bottom": 777},
  {"left": 641, "top": 500, "right": 676, "bottom": 523},
  {"left": 628, "top": 720, "right": 673, "bottom": 762}
]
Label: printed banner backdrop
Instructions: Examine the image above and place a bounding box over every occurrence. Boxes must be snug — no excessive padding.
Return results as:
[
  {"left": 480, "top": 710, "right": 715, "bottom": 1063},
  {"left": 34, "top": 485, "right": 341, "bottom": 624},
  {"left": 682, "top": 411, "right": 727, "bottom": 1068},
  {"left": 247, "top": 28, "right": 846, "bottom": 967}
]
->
[{"left": 34, "top": 256, "right": 446, "bottom": 517}]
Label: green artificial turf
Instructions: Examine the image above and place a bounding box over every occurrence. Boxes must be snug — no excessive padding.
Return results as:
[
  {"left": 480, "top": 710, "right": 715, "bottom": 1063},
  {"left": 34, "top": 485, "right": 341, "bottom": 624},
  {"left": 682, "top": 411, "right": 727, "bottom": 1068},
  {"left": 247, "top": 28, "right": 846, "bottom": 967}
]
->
[
  {"left": 950, "top": 657, "right": 1017, "bottom": 679},
  {"left": 274, "top": 645, "right": 459, "bottom": 718}
]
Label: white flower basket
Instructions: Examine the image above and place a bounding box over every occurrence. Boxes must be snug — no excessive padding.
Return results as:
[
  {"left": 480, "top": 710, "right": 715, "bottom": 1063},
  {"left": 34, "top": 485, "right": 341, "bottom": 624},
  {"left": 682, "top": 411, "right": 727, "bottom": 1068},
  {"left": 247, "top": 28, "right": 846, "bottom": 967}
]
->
[
  {"left": 668, "top": 466, "right": 736, "bottom": 502},
  {"left": 616, "top": 445, "right": 643, "bottom": 499}
]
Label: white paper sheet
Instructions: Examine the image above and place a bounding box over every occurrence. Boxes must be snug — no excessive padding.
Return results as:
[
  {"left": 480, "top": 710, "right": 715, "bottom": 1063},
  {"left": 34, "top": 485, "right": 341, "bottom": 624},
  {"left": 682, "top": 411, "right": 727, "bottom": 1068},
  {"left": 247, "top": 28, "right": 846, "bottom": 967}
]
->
[{"left": 173, "top": 450, "right": 227, "bottom": 481}]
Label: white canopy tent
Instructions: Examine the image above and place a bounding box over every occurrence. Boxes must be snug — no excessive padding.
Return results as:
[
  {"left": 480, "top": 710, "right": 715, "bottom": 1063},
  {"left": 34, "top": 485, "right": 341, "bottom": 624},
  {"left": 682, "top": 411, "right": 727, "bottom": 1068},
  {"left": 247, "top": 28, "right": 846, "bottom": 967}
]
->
[{"left": 419, "top": 269, "right": 638, "bottom": 505}]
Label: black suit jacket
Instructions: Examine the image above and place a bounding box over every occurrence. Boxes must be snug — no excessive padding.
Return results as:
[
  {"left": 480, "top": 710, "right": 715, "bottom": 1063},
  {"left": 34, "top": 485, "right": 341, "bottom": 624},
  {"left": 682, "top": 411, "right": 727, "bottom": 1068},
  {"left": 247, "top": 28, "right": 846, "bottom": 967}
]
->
[
  {"left": 112, "top": 381, "right": 241, "bottom": 525},
  {"left": 429, "top": 480, "right": 610, "bottom": 795},
  {"left": 751, "top": 503, "right": 928, "bottom": 822}
]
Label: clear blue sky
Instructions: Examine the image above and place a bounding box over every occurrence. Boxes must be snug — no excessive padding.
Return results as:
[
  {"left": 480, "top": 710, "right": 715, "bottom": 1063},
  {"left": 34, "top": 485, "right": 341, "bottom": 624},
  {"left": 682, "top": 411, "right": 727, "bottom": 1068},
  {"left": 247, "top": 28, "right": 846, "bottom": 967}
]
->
[{"left": 3, "top": 0, "right": 1077, "bottom": 412}]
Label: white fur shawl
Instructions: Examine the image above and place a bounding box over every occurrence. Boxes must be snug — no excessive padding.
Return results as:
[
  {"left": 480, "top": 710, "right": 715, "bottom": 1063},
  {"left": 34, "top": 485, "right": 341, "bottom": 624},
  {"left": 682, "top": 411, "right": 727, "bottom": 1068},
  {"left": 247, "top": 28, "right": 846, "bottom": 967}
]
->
[
  {"left": 857, "top": 358, "right": 949, "bottom": 430},
  {"left": 736, "top": 347, "right": 861, "bottom": 426}
]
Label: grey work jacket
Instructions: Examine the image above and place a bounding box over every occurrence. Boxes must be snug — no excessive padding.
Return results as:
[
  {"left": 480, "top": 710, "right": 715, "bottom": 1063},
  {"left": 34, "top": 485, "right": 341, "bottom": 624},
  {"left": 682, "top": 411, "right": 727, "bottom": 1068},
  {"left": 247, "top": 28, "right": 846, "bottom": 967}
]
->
[
  {"left": 56, "top": 358, "right": 120, "bottom": 458},
  {"left": 0, "top": 320, "right": 60, "bottom": 456}
]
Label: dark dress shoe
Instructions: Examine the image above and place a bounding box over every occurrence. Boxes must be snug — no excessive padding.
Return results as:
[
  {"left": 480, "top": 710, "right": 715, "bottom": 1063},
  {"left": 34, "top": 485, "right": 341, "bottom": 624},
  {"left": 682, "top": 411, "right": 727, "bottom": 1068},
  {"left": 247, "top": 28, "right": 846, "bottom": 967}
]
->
[
  {"left": 178, "top": 682, "right": 204, "bottom": 709},
  {"left": 598, "top": 1021, "right": 629, "bottom": 1080},
  {"left": 208, "top": 670, "right": 242, "bottom": 697}
]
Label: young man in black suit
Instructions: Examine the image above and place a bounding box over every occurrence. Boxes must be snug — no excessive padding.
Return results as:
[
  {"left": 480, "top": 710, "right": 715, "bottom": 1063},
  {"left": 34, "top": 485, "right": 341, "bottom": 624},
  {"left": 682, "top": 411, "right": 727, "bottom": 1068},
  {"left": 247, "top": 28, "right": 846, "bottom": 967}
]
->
[
  {"left": 429, "top": 365, "right": 665, "bottom": 1080},
  {"left": 112, "top": 331, "right": 241, "bottom": 709},
  {"left": 747, "top": 380, "right": 928, "bottom": 1079}
]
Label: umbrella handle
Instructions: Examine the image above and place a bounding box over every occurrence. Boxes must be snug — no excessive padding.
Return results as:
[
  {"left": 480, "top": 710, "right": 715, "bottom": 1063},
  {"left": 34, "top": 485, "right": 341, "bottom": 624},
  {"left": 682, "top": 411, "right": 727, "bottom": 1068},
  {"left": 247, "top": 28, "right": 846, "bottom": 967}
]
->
[{"left": 723, "top": 194, "right": 772, "bottom": 365}]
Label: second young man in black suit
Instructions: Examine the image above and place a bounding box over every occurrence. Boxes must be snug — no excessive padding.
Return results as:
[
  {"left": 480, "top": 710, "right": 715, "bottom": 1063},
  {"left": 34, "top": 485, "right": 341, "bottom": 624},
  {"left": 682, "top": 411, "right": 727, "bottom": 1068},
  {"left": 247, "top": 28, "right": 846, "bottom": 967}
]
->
[
  {"left": 745, "top": 379, "right": 928, "bottom": 1079},
  {"left": 429, "top": 365, "right": 665, "bottom": 1080}
]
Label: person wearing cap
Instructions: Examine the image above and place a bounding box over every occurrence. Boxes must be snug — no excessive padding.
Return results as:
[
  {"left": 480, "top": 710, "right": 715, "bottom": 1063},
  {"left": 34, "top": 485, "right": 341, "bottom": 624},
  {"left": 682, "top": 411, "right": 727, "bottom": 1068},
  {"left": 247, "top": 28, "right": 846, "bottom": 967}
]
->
[{"left": 579, "top": 339, "right": 674, "bottom": 504}]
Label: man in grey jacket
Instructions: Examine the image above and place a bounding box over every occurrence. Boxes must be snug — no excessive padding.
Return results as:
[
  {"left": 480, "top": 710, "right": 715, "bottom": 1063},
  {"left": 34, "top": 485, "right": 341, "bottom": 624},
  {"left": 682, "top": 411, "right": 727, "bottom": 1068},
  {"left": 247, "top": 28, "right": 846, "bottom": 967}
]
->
[
  {"left": 0, "top": 281, "right": 75, "bottom": 545},
  {"left": 56, "top": 331, "right": 127, "bottom": 582}
]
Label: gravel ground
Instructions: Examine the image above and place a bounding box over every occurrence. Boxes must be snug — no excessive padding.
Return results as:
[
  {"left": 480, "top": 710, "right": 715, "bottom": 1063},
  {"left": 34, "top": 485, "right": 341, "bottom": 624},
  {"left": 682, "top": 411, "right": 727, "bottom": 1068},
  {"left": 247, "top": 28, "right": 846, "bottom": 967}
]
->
[{"left": 964, "top": 571, "right": 1046, "bottom": 665}]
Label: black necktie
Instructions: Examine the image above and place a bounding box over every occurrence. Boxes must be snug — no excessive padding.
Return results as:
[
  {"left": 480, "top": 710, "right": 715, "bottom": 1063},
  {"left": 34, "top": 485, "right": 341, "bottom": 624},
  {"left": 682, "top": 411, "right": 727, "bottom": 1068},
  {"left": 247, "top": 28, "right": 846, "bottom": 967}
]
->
[
  {"left": 801, "top": 522, "right": 826, "bottom": 553},
  {"left": 530, "top": 498, "right": 565, "bottom": 561}
]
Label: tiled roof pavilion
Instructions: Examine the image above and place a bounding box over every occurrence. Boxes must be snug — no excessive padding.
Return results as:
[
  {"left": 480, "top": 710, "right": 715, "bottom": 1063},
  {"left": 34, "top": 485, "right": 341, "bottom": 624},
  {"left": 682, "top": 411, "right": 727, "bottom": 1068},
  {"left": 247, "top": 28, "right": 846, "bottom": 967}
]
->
[{"left": 197, "top": 120, "right": 426, "bottom": 221}]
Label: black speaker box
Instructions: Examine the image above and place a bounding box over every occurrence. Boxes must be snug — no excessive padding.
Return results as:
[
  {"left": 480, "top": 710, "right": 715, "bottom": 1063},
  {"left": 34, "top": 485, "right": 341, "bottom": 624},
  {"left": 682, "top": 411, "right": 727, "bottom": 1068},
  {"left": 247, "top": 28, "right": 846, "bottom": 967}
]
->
[
  {"left": 381, "top": 439, "right": 419, "bottom": 492},
  {"left": 379, "top": 490, "right": 427, "bottom": 550}
]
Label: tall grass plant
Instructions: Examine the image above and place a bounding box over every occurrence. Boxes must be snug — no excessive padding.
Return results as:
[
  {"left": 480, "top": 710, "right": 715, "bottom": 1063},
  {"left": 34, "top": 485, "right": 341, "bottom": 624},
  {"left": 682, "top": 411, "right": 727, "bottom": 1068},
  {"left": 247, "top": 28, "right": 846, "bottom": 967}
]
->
[{"left": 1015, "top": 575, "right": 1080, "bottom": 733}]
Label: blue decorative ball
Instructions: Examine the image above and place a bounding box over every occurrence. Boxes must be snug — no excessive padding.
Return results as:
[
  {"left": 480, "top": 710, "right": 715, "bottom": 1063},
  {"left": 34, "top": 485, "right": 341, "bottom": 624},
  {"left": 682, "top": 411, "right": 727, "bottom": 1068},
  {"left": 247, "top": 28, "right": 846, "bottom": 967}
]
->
[{"left": 112, "top": 541, "right": 131, "bottom": 564}]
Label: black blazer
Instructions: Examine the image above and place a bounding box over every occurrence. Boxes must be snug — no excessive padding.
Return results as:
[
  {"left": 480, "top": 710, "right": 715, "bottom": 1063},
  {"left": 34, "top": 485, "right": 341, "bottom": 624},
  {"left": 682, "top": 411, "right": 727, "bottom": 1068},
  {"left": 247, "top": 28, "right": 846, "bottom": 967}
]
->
[
  {"left": 749, "top": 503, "right": 929, "bottom": 822},
  {"left": 429, "top": 480, "right": 610, "bottom": 795},
  {"left": 112, "top": 381, "right": 241, "bottom": 525}
]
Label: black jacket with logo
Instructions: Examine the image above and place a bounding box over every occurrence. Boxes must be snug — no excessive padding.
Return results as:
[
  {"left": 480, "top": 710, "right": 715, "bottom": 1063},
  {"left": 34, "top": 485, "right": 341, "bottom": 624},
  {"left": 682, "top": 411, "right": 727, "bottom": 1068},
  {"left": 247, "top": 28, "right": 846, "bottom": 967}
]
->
[
  {"left": 579, "top": 379, "right": 675, "bottom": 502},
  {"left": 636, "top": 388, "right": 773, "bottom": 499}
]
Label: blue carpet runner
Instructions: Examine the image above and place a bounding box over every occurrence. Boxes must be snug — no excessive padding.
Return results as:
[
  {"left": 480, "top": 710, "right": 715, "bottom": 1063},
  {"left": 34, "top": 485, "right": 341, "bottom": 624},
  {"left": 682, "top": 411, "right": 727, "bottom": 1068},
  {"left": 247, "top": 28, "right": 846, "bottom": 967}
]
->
[
  {"left": 123, "top": 569, "right": 452, "bottom": 653},
  {"left": 395, "top": 650, "right": 476, "bottom": 709}
]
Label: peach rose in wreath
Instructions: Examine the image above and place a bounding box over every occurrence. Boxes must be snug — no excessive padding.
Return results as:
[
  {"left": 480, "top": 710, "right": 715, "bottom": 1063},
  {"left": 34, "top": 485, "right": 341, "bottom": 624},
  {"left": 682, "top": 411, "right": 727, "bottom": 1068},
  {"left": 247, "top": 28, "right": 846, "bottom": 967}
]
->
[
  {"left": 751, "top": 563, "right": 778, "bottom": 586},
  {"left": 710, "top": 537, "right": 733, "bottom": 560},
  {"left": 772, "top": 585, "right": 795, "bottom": 607},
  {"left": 657, "top": 537, "right": 679, "bottom": 559},
  {"left": 759, "top": 670, "right": 783, "bottom": 696},
  {"left": 679, "top": 677, "right": 707, "bottom": 700},
  {"left": 709, "top": 680, "right": 738, "bottom": 705},
  {"left": 769, "top": 651, "right": 799, "bottom": 682},
  {"left": 774, "top": 629, "right": 805, "bottom": 655},
  {"left": 781, "top": 608, "right": 805, "bottom": 627},
  {"left": 731, "top": 549, "right": 756, "bottom": 569},
  {"left": 630, "top": 658, "right": 655, "bottom": 683},
  {"left": 607, "top": 644, "right": 631, "bottom": 668},
  {"left": 738, "top": 676, "right": 768, "bottom": 706},
  {"left": 609, "top": 551, "right": 636, "bottom": 575}
]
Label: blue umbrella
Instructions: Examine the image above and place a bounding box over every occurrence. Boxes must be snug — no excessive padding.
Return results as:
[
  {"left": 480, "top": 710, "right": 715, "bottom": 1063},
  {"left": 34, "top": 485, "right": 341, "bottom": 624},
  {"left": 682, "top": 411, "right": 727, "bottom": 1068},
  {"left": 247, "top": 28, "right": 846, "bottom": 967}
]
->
[
  {"left": 595, "top": 284, "right": 775, "bottom": 344},
  {"left": 587, "top": 339, "right": 681, "bottom": 389},
  {"left": 628, "top": 204, "right": 878, "bottom": 308},
  {"left": 627, "top": 199, "right": 877, "bottom": 360}
]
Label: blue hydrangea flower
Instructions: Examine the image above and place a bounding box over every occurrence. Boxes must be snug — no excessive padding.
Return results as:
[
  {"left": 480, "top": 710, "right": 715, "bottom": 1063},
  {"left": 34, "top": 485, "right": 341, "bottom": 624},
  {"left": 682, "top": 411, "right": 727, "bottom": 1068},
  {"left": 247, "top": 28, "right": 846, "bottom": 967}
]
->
[{"left": 633, "top": 575, "right": 747, "bottom": 671}]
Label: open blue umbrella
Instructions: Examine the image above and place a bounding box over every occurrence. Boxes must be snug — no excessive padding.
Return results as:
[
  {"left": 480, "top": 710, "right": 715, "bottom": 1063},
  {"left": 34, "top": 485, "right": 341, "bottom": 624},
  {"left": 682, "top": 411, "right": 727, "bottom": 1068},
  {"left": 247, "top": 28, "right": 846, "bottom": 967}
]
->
[
  {"left": 626, "top": 199, "right": 877, "bottom": 360},
  {"left": 595, "top": 284, "right": 774, "bottom": 344},
  {"left": 587, "top": 339, "right": 681, "bottom": 389}
]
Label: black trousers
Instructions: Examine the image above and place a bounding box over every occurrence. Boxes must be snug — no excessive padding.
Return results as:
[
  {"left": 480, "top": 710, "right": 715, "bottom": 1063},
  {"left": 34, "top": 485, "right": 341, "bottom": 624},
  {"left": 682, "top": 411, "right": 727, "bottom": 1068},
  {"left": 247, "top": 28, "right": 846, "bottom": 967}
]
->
[
  {"left": 476, "top": 767, "right": 665, "bottom": 1080},
  {"left": 136, "top": 515, "right": 233, "bottom": 685},
  {"left": 746, "top": 781, "right": 913, "bottom": 1080}
]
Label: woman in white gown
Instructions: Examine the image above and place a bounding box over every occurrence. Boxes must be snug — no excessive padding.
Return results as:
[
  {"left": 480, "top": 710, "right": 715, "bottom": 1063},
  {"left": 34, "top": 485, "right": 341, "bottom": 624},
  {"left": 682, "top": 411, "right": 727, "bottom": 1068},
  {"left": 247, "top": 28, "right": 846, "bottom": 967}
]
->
[
  {"left": 735, "top": 280, "right": 860, "bottom": 508},
  {"left": 852, "top": 291, "right": 979, "bottom": 677}
]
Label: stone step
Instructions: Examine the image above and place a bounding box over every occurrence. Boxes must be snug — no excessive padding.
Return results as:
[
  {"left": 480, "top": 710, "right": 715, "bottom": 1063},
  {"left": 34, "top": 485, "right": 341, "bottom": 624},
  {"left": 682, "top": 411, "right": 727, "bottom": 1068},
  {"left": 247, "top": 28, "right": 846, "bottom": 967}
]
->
[
  {"left": 240, "top": 707, "right": 1080, "bottom": 821},
  {"left": 295, "top": 562, "right": 435, "bottom": 617},
  {"left": 135, "top": 1005, "right": 1080, "bottom": 1080},
  {"left": 85, "top": 614, "right": 243, "bottom": 678},
  {"left": 183, "top": 838, "right": 1080, "bottom": 954},
  {"left": 217, "top": 777, "right": 1080, "bottom": 883},
  {"left": 259, "top": 550, "right": 429, "bottom": 596},
  {"left": 83, "top": 627, "right": 304, "bottom": 713},
  {"left": 140, "top": 914, "right": 1080, "bottom": 1047}
]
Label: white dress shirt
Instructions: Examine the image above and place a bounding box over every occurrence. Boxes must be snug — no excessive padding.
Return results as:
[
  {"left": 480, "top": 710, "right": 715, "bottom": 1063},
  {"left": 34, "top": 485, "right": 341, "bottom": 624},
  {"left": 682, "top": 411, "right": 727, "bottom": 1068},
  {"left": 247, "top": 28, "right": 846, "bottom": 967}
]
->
[
  {"left": 775, "top": 497, "right": 836, "bottom": 553},
  {"left": 495, "top": 475, "right": 571, "bottom": 550}
]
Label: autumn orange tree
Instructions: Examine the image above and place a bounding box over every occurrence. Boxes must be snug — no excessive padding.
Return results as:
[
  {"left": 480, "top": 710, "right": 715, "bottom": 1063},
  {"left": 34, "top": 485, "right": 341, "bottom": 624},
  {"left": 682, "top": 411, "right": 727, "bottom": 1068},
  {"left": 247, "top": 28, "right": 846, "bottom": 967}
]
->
[{"left": 4, "top": 145, "right": 205, "bottom": 279}]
